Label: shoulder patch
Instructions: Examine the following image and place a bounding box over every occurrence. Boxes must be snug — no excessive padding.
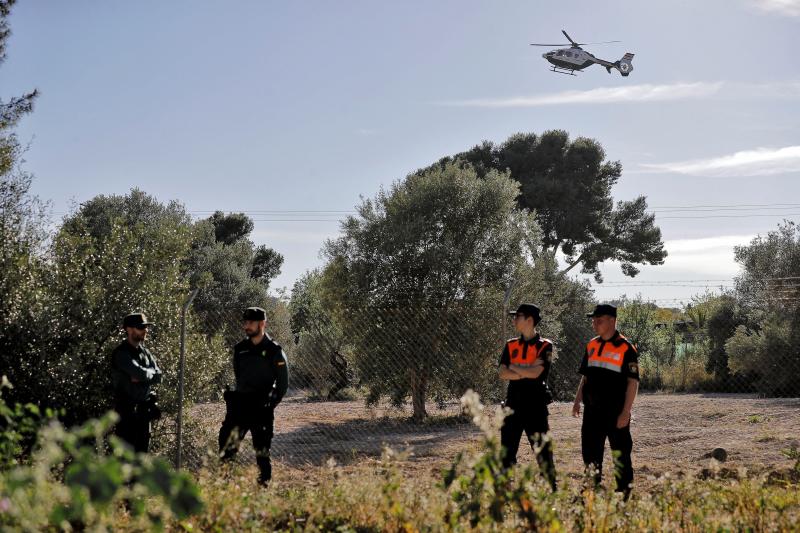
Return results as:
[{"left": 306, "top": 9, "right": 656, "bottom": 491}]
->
[{"left": 629, "top": 362, "right": 639, "bottom": 373}]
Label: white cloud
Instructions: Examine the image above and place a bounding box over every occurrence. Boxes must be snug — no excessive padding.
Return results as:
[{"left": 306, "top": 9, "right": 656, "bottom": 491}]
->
[
  {"left": 750, "top": 0, "right": 800, "bottom": 16},
  {"left": 659, "top": 235, "right": 752, "bottom": 277},
  {"left": 665, "top": 235, "right": 755, "bottom": 253},
  {"left": 438, "top": 82, "right": 723, "bottom": 108},
  {"left": 642, "top": 146, "right": 800, "bottom": 177},
  {"left": 439, "top": 80, "right": 800, "bottom": 110}
]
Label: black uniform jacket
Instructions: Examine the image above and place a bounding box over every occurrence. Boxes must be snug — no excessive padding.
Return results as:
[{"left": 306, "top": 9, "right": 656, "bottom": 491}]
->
[
  {"left": 499, "top": 334, "right": 553, "bottom": 411},
  {"left": 111, "top": 340, "right": 162, "bottom": 403},
  {"left": 578, "top": 331, "right": 639, "bottom": 415},
  {"left": 233, "top": 334, "right": 289, "bottom": 406}
]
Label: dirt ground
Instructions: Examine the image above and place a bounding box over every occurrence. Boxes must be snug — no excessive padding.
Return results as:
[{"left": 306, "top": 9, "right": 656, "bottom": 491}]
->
[{"left": 187, "top": 392, "right": 800, "bottom": 487}]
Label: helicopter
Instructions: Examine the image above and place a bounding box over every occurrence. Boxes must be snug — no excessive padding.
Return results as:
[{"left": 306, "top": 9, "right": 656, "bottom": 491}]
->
[{"left": 530, "top": 30, "right": 634, "bottom": 76}]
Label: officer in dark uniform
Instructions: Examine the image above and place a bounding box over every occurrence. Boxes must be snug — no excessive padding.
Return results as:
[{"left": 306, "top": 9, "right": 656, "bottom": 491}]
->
[
  {"left": 111, "top": 312, "right": 163, "bottom": 453},
  {"left": 572, "top": 304, "right": 639, "bottom": 499},
  {"left": 498, "top": 303, "right": 557, "bottom": 492},
  {"left": 218, "top": 307, "right": 289, "bottom": 486}
]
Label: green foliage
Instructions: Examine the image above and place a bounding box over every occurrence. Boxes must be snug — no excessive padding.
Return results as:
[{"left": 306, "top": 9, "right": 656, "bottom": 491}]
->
[
  {"left": 3, "top": 183, "right": 292, "bottom": 429},
  {"left": 43, "top": 214, "right": 190, "bottom": 423},
  {"left": 726, "top": 222, "right": 800, "bottom": 396},
  {"left": 0, "top": 377, "right": 58, "bottom": 469},
  {"left": 1, "top": 1, "right": 38, "bottom": 135},
  {"left": 0, "top": 1, "right": 49, "bottom": 422},
  {"left": 704, "top": 294, "right": 745, "bottom": 381},
  {"left": 208, "top": 210, "right": 254, "bottom": 245},
  {"left": 442, "top": 390, "right": 551, "bottom": 529},
  {"left": 726, "top": 314, "right": 800, "bottom": 397},
  {"left": 187, "top": 213, "right": 283, "bottom": 344},
  {"left": 0, "top": 410, "right": 203, "bottom": 531},
  {"left": 289, "top": 270, "right": 352, "bottom": 396},
  {"left": 429, "top": 131, "right": 667, "bottom": 281},
  {"left": 782, "top": 444, "right": 800, "bottom": 473},
  {"left": 321, "top": 162, "right": 534, "bottom": 418}
]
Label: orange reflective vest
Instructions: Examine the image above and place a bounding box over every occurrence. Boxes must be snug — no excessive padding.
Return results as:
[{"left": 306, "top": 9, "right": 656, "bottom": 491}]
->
[
  {"left": 506, "top": 337, "right": 552, "bottom": 366},
  {"left": 585, "top": 335, "right": 632, "bottom": 373}
]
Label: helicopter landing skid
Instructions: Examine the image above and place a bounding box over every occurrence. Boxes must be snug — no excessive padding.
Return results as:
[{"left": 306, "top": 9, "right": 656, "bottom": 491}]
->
[{"left": 550, "top": 66, "right": 577, "bottom": 76}]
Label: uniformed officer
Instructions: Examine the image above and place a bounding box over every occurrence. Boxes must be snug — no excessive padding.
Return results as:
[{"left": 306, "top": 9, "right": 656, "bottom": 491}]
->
[
  {"left": 218, "top": 307, "right": 289, "bottom": 486},
  {"left": 111, "top": 312, "right": 163, "bottom": 453},
  {"left": 498, "top": 303, "right": 557, "bottom": 491},
  {"left": 572, "top": 304, "right": 639, "bottom": 499}
]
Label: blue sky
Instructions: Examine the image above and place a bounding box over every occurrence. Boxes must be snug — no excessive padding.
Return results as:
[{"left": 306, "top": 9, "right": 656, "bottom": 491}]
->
[{"left": 3, "top": 0, "right": 799, "bottom": 304}]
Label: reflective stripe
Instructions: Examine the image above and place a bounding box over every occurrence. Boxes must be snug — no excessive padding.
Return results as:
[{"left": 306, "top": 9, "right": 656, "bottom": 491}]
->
[
  {"left": 586, "top": 337, "right": 626, "bottom": 372},
  {"left": 587, "top": 359, "right": 623, "bottom": 373}
]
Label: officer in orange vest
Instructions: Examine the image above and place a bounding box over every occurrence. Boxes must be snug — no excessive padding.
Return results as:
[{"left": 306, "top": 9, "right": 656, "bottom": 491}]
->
[
  {"left": 498, "top": 303, "right": 557, "bottom": 491},
  {"left": 572, "top": 304, "right": 639, "bottom": 499}
]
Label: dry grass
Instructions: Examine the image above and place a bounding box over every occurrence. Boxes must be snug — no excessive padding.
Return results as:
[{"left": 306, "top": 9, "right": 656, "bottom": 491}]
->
[{"left": 185, "top": 392, "right": 800, "bottom": 490}]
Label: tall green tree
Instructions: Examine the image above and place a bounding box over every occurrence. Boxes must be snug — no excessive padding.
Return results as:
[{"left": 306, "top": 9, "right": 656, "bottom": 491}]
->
[
  {"left": 735, "top": 221, "right": 800, "bottom": 312},
  {"left": 704, "top": 294, "right": 744, "bottom": 381},
  {"left": 322, "top": 162, "right": 537, "bottom": 419},
  {"left": 1, "top": 1, "right": 37, "bottom": 136},
  {"left": 727, "top": 222, "right": 800, "bottom": 395},
  {"left": 0, "top": 0, "right": 49, "bottom": 405},
  {"left": 429, "top": 131, "right": 667, "bottom": 281},
  {"left": 208, "top": 210, "right": 254, "bottom": 245}
]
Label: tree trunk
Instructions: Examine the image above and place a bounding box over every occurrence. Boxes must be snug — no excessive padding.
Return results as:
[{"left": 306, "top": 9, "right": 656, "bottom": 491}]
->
[{"left": 410, "top": 368, "right": 428, "bottom": 421}]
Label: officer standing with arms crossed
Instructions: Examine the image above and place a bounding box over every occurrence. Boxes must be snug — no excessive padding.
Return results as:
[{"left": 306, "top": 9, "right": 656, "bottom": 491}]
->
[
  {"left": 498, "top": 303, "right": 557, "bottom": 492},
  {"left": 219, "top": 307, "right": 289, "bottom": 486},
  {"left": 111, "top": 312, "right": 163, "bottom": 453},
  {"left": 572, "top": 304, "right": 639, "bottom": 499}
]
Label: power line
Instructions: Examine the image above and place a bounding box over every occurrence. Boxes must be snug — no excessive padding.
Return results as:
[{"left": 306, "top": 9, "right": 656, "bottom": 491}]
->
[{"left": 649, "top": 202, "right": 800, "bottom": 210}]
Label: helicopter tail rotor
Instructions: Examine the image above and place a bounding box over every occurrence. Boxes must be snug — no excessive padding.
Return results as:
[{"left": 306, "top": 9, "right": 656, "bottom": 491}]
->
[{"left": 613, "top": 53, "right": 634, "bottom": 76}]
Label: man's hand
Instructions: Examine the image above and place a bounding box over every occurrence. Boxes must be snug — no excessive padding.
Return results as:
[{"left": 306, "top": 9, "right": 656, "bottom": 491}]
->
[
  {"left": 572, "top": 400, "right": 581, "bottom": 418},
  {"left": 616, "top": 409, "right": 631, "bottom": 428}
]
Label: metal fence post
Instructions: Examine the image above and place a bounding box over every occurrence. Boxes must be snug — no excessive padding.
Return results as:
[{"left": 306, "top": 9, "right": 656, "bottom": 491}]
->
[
  {"left": 502, "top": 281, "right": 515, "bottom": 341},
  {"left": 176, "top": 288, "right": 199, "bottom": 469}
]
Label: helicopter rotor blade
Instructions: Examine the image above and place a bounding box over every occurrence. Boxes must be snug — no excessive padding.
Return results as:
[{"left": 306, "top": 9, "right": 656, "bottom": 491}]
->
[
  {"left": 577, "top": 40, "right": 622, "bottom": 45},
  {"left": 530, "top": 43, "right": 572, "bottom": 46},
  {"left": 562, "top": 30, "right": 578, "bottom": 46}
]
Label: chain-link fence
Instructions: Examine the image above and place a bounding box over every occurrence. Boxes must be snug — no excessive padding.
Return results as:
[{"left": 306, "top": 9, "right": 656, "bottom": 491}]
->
[{"left": 159, "top": 300, "right": 800, "bottom": 477}]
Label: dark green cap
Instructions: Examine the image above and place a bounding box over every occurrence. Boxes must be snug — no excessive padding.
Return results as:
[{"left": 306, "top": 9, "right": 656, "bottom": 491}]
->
[
  {"left": 587, "top": 304, "right": 617, "bottom": 318},
  {"left": 243, "top": 307, "right": 266, "bottom": 321},
  {"left": 123, "top": 313, "right": 154, "bottom": 328}
]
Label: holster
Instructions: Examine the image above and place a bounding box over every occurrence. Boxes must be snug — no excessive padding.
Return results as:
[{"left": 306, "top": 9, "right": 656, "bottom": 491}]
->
[{"left": 143, "top": 394, "right": 162, "bottom": 421}]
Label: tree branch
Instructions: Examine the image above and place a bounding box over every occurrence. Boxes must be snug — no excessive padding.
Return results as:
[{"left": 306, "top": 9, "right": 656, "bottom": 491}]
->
[{"left": 559, "top": 251, "right": 585, "bottom": 275}]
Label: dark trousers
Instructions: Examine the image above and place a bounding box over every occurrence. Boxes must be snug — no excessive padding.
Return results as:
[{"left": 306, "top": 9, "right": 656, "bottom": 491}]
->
[
  {"left": 218, "top": 392, "right": 275, "bottom": 483},
  {"left": 114, "top": 400, "right": 151, "bottom": 453},
  {"left": 581, "top": 407, "right": 633, "bottom": 495},
  {"left": 500, "top": 405, "right": 557, "bottom": 491}
]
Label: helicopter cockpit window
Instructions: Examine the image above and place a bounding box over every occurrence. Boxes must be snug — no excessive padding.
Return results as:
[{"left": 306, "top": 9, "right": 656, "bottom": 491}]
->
[{"left": 557, "top": 50, "right": 564, "bottom": 56}]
